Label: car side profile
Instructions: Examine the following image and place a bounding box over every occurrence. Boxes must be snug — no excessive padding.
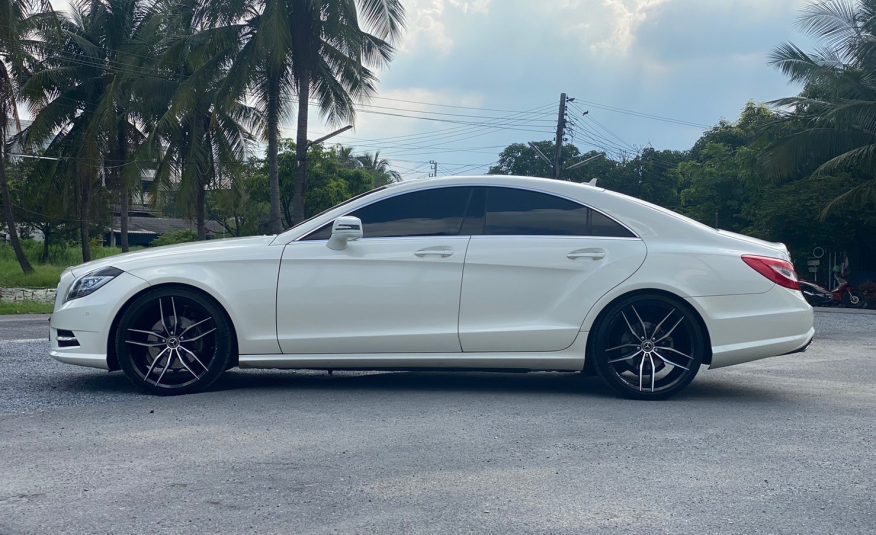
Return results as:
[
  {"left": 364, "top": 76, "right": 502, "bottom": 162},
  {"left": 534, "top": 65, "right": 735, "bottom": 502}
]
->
[{"left": 49, "top": 175, "right": 815, "bottom": 399}]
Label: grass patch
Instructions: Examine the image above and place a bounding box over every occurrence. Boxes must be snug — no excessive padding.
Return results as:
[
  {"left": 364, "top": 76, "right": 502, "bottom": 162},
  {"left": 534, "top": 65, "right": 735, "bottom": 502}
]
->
[
  {"left": 0, "top": 241, "right": 129, "bottom": 289},
  {"left": 0, "top": 301, "right": 54, "bottom": 315}
]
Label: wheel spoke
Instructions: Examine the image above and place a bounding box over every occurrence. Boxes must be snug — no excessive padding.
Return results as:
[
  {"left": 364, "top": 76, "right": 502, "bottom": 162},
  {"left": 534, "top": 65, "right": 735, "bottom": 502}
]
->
[
  {"left": 655, "top": 345, "right": 694, "bottom": 360},
  {"left": 651, "top": 308, "right": 675, "bottom": 340},
  {"left": 171, "top": 297, "right": 179, "bottom": 334},
  {"left": 178, "top": 317, "right": 211, "bottom": 337},
  {"left": 653, "top": 317, "right": 684, "bottom": 344},
  {"left": 181, "top": 328, "right": 216, "bottom": 343},
  {"left": 653, "top": 350, "right": 690, "bottom": 371},
  {"left": 174, "top": 349, "right": 200, "bottom": 379},
  {"left": 609, "top": 349, "right": 642, "bottom": 364},
  {"left": 179, "top": 345, "right": 208, "bottom": 371},
  {"left": 638, "top": 352, "right": 646, "bottom": 391},
  {"left": 648, "top": 353, "right": 656, "bottom": 392},
  {"left": 125, "top": 340, "right": 165, "bottom": 347},
  {"left": 158, "top": 298, "right": 170, "bottom": 335},
  {"left": 631, "top": 305, "right": 648, "bottom": 339},
  {"left": 145, "top": 347, "right": 169, "bottom": 381},
  {"left": 620, "top": 311, "right": 641, "bottom": 339},
  {"left": 154, "top": 349, "right": 175, "bottom": 386},
  {"left": 127, "top": 328, "right": 165, "bottom": 341},
  {"left": 605, "top": 343, "right": 639, "bottom": 352}
]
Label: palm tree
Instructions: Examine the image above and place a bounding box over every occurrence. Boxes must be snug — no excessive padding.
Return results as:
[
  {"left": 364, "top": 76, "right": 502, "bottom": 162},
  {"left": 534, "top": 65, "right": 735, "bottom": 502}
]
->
[
  {"left": 202, "top": 0, "right": 405, "bottom": 232},
  {"left": 356, "top": 150, "right": 401, "bottom": 186},
  {"left": 0, "top": 0, "right": 47, "bottom": 274},
  {"left": 22, "top": 0, "right": 159, "bottom": 260},
  {"left": 767, "top": 0, "right": 876, "bottom": 213},
  {"left": 147, "top": 0, "right": 259, "bottom": 240}
]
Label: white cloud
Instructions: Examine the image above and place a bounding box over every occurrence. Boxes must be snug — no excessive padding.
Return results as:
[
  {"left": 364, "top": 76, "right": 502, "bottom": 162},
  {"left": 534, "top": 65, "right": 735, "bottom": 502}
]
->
[{"left": 399, "top": 0, "right": 492, "bottom": 54}]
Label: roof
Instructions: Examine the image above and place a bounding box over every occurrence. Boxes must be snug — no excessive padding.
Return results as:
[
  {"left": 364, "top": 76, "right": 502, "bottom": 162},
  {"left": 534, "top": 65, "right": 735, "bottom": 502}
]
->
[{"left": 108, "top": 216, "right": 225, "bottom": 236}]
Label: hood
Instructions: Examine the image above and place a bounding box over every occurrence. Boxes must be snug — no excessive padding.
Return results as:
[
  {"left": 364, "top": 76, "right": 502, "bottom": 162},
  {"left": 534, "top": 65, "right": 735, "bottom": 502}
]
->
[
  {"left": 716, "top": 230, "right": 790, "bottom": 261},
  {"left": 67, "top": 235, "right": 276, "bottom": 277}
]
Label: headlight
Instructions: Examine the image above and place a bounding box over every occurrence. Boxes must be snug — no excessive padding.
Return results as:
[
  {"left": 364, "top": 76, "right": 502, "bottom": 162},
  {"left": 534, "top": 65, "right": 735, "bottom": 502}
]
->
[{"left": 66, "top": 267, "right": 124, "bottom": 302}]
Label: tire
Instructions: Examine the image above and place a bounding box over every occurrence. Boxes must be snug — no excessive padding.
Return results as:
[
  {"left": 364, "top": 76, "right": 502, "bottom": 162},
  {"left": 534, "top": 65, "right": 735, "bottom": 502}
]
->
[
  {"left": 115, "top": 287, "right": 234, "bottom": 395},
  {"left": 590, "top": 294, "right": 705, "bottom": 400}
]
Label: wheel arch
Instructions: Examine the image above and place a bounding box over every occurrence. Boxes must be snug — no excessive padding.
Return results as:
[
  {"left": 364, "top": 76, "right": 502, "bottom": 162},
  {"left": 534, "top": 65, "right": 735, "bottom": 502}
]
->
[
  {"left": 582, "top": 288, "right": 713, "bottom": 375},
  {"left": 106, "top": 283, "right": 240, "bottom": 371}
]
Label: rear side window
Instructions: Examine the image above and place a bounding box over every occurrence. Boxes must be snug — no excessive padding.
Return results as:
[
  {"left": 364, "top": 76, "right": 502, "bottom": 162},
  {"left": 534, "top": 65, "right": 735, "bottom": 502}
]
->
[
  {"left": 303, "top": 186, "right": 473, "bottom": 239},
  {"left": 483, "top": 187, "right": 634, "bottom": 237}
]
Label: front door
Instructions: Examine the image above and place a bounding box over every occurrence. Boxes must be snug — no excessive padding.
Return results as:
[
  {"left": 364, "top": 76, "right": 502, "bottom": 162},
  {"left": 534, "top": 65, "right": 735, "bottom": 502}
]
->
[{"left": 276, "top": 186, "right": 475, "bottom": 354}]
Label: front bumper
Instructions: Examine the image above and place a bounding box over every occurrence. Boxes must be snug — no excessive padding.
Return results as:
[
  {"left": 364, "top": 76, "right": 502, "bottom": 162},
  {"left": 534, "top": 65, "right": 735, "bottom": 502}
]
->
[{"left": 49, "top": 272, "right": 150, "bottom": 369}]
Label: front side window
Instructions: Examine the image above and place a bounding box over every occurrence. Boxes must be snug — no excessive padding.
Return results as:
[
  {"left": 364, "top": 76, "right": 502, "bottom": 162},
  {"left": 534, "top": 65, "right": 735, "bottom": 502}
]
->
[
  {"left": 303, "top": 186, "right": 473, "bottom": 240},
  {"left": 483, "top": 187, "right": 634, "bottom": 238}
]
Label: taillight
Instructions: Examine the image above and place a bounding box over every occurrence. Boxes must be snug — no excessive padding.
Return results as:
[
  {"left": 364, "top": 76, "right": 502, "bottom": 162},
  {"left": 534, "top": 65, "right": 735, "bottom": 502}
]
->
[{"left": 742, "top": 255, "right": 800, "bottom": 291}]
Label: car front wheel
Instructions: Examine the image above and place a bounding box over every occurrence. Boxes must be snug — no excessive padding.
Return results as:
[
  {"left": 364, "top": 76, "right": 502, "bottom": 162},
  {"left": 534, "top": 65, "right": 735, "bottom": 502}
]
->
[
  {"left": 115, "top": 287, "right": 233, "bottom": 395},
  {"left": 591, "top": 294, "right": 705, "bottom": 400}
]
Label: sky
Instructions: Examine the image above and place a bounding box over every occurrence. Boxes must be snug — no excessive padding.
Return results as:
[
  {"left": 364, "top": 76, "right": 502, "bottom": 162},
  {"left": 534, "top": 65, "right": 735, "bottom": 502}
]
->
[{"left": 298, "top": 0, "right": 816, "bottom": 179}]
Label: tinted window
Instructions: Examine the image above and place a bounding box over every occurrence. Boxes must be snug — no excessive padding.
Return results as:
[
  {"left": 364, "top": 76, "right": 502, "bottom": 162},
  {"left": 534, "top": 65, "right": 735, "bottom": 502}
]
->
[
  {"left": 303, "top": 186, "right": 473, "bottom": 239},
  {"left": 484, "top": 187, "right": 634, "bottom": 237}
]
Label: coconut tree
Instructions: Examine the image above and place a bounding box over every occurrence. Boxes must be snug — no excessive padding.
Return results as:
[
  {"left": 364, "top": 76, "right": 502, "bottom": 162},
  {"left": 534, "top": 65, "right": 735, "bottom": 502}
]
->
[
  {"left": 355, "top": 150, "right": 401, "bottom": 186},
  {"left": 0, "top": 0, "right": 49, "bottom": 274},
  {"left": 202, "top": 0, "right": 405, "bottom": 232},
  {"left": 146, "top": 0, "right": 260, "bottom": 240},
  {"left": 767, "top": 0, "right": 876, "bottom": 212},
  {"left": 21, "top": 0, "right": 160, "bottom": 259}
]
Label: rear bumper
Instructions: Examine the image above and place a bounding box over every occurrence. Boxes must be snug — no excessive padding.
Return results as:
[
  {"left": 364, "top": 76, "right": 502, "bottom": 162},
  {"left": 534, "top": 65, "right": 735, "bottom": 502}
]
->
[{"left": 688, "top": 285, "right": 815, "bottom": 369}]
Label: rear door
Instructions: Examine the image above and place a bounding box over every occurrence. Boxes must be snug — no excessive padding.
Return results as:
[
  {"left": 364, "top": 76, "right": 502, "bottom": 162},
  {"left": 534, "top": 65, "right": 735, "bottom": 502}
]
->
[{"left": 458, "top": 186, "right": 647, "bottom": 352}]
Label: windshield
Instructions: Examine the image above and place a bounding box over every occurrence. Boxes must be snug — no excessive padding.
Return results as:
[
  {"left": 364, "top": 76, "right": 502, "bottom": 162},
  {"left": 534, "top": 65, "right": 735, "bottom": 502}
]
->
[{"left": 284, "top": 186, "right": 389, "bottom": 232}]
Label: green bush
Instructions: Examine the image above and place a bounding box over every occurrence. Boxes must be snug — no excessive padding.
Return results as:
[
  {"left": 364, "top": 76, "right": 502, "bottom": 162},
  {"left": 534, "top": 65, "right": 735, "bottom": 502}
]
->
[{"left": 150, "top": 230, "right": 197, "bottom": 247}]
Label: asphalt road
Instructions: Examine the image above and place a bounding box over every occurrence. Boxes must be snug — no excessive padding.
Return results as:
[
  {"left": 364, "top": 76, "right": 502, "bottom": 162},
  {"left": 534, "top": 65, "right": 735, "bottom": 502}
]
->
[{"left": 0, "top": 312, "right": 873, "bottom": 534}]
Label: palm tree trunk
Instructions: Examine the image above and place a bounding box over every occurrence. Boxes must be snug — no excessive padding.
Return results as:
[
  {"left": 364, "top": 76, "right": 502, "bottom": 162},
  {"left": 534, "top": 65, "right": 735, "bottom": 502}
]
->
[
  {"left": 0, "top": 149, "right": 34, "bottom": 274},
  {"left": 196, "top": 178, "right": 206, "bottom": 240},
  {"left": 293, "top": 72, "right": 310, "bottom": 224},
  {"left": 118, "top": 117, "right": 129, "bottom": 252},
  {"left": 266, "top": 72, "right": 283, "bottom": 234},
  {"left": 79, "top": 168, "right": 92, "bottom": 262}
]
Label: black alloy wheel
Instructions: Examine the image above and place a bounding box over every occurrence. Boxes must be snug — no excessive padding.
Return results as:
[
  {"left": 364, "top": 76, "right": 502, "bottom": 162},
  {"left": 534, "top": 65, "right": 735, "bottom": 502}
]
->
[
  {"left": 116, "top": 287, "right": 233, "bottom": 395},
  {"left": 591, "top": 294, "right": 706, "bottom": 400}
]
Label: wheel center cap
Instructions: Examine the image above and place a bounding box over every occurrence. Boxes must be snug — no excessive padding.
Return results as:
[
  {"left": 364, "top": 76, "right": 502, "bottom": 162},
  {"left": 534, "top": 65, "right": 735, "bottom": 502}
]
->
[
  {"left": 167, "top": 337, "right": 180, "bottom": 348},
  {"left": 641, "top": 340, "right": 655, "bottom": 352}
]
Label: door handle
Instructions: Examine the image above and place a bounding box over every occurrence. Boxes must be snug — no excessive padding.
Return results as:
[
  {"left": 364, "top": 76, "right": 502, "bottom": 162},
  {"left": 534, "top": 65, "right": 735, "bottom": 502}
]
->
[
  {"left": 567, "top": 248, "right": 606, "bottom": 260},
  {"left": 415, "top": 247, "right": 454, "bottom": 258}
]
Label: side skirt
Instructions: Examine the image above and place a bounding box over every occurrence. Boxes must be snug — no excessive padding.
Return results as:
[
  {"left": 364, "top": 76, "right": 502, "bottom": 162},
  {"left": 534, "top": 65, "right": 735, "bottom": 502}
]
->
[{"left": 239, "top": 331, "right": 589, "bottom": 372}]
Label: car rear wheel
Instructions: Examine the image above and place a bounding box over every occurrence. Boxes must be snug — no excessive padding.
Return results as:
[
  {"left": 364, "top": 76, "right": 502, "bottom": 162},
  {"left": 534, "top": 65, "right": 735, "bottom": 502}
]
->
[
  {"left": 591, "top": 294, "right": 705, "bottom": 400},
  {"left": 115, "top": 287, "right": 233, "bottom": 395}
]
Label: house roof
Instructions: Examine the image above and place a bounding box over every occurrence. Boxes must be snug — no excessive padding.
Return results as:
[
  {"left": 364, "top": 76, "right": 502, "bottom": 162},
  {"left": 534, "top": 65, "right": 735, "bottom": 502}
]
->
[{"left": 109, "top": 216, "right": 225, "bottom": 236}]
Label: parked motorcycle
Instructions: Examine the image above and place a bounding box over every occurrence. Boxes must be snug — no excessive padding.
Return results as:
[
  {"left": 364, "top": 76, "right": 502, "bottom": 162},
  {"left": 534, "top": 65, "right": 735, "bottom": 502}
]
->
[{"left": 799, "top": 277, "right": 864, "bottom": 308}]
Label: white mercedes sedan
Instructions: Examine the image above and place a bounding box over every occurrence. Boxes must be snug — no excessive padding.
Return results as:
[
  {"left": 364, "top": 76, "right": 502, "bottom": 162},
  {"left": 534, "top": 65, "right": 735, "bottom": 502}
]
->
[{"left": 49, "top": 176, "right": 814, "bottom": 399}]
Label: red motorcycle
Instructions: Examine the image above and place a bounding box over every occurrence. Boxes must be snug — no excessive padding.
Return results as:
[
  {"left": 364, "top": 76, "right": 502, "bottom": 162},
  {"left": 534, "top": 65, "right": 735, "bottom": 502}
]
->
[{"left": 800, "top": 276, "right": 864, "bottom": 308}]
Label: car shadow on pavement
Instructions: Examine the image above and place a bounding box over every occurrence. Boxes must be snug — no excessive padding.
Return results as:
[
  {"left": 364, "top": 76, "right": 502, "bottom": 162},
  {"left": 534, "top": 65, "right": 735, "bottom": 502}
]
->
[
  {"left": 204, "top": 368, "right": 785, "bottom": 402},
  {"left": 44, "top": 368, "right": 785, "bottom": 403}
]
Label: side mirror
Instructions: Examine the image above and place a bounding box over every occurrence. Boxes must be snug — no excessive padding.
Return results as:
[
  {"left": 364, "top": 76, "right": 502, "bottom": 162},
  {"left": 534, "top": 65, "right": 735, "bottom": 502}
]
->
[{"left": 327, "top": 216, "right": 363, "bottom": 250}]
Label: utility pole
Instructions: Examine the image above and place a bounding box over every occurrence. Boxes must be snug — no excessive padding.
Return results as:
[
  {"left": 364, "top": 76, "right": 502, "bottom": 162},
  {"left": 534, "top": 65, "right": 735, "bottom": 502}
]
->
[
  {"left": 429, "top": 160, "right": 438, "bottom": 177},
  {"left": 553, "top": 93, "right": 568, "bottom": 179}
]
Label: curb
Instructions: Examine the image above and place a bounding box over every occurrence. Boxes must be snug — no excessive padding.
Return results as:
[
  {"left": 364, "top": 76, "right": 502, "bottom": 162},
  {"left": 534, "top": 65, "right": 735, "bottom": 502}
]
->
[{"left": 813, "top": 307, "right": 876, "bottom": 315}]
